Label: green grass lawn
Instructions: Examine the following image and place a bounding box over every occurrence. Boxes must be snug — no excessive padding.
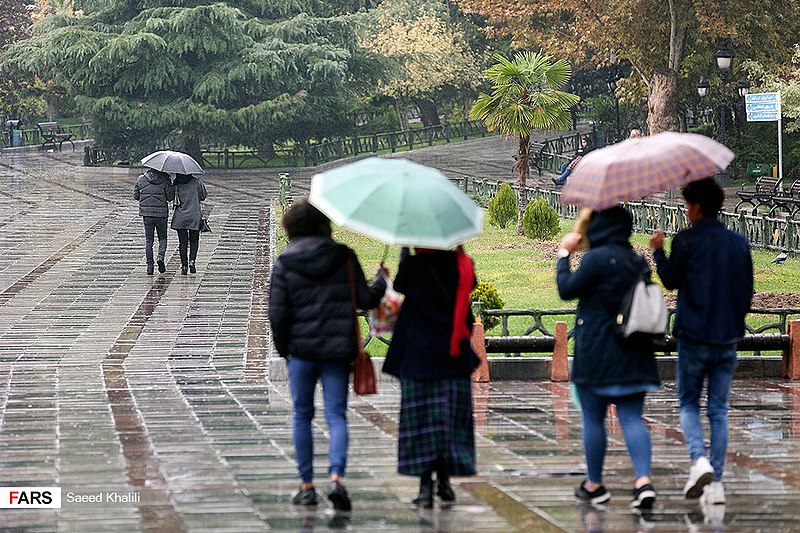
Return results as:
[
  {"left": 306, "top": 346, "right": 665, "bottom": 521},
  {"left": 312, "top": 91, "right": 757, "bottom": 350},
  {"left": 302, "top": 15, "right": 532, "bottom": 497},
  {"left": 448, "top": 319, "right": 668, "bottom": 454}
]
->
[{"left": 335, "top": 214, "right": 800, "bottom": 305}]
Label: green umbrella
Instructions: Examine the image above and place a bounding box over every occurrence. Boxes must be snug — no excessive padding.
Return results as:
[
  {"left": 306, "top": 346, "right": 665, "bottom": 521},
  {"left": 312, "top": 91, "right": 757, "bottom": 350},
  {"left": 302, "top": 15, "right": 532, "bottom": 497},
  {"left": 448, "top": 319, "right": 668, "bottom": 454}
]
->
[{"left": 309, "top": 157, "right": 483, "bottom": 250}]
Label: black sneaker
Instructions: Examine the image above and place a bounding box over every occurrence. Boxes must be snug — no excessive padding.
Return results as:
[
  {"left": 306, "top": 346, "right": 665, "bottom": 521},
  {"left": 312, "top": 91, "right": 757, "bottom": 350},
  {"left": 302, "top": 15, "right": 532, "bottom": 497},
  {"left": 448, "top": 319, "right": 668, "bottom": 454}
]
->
[
  {"left": 630, "top": 483, "right": 656, "bottom": 509},
  {"left": 292, "top": 486, "right": 318, "bottom": 506},
  {"left": 189, "top": 261, "right": 196, "bottom": 274},
  {"left": 157, "top": 259, "right": 166, "bottom": 273},
  {"left": 575, "top": 482, "right": 611, "bottom": 505},
  {"left": 327, "top": 480, "right": 352, "bottom": 511},
  {"left": 146, "top": 265, "right": 154, "bottom": 275}
]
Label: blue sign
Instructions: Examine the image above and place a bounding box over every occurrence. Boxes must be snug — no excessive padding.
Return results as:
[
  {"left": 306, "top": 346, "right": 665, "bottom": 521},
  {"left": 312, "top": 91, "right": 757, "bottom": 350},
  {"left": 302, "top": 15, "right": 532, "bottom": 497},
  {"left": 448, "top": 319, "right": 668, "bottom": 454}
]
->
[
  {"left": 745, "top": 92, "right": 779, "bottom": 103},
  {"left": 747, "top": 111, "right": 779, "bottom": 122},
  {"left": 746, "top": 102, "right": 778, "bottom": 112}
]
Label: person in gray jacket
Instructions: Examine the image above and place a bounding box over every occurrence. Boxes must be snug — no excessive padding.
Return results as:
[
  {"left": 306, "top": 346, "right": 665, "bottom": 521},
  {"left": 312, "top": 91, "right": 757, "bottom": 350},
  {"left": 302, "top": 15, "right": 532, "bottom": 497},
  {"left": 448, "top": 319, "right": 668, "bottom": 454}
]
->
[
  {"left": 171, "top": 173, "right": 207, "bottom": 275},
  {"left": 133, "top": 168, "right": 174, "bottom": 275}
]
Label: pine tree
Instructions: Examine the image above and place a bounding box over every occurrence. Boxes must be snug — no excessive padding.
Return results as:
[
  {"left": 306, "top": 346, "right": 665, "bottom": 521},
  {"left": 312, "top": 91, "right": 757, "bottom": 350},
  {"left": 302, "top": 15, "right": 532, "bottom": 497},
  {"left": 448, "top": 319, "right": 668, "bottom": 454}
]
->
[{"left": 4, "top": 0, "right": 368, "bottom": 158}]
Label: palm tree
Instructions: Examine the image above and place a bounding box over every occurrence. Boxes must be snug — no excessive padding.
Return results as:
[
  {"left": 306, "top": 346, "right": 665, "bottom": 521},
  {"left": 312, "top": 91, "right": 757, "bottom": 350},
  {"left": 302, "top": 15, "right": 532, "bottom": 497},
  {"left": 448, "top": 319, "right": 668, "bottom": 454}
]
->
[{"left": 471, "top": 52, "right": 580, "bottom": 234}]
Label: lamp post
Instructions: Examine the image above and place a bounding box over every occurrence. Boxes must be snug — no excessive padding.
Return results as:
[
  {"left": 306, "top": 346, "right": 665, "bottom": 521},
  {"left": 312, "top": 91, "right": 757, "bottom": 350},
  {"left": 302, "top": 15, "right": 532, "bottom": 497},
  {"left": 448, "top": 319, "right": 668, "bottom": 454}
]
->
[
  {"left": 696, "top": 43, "right": 748, "bottom": 185},
  {"left": 607, "top": 72, "right": 621, "bottom": 143}
]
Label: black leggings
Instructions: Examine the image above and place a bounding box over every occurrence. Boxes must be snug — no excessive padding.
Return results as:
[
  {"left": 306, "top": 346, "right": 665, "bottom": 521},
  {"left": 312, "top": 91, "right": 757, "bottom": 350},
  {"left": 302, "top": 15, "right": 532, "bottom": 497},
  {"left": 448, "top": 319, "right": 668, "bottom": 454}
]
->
[{"left": 176, "top": 229, "right": 199, "bottom": 266}]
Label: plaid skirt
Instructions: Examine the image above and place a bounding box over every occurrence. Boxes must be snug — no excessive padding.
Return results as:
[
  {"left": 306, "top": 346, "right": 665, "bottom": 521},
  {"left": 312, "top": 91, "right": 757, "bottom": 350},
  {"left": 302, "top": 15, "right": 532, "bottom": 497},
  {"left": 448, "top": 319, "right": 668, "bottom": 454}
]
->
[{"left": 398, "top": 378, "right": 476, "bottom": 477}]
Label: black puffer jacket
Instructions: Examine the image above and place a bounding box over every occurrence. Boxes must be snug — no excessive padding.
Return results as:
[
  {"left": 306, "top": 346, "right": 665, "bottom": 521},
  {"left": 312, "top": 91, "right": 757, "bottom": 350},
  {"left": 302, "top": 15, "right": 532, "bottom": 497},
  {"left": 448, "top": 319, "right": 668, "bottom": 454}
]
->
[
  {"left": 133, "top": 169, "right": 174, "bottom": 217},
  {"left": 268, "top": 236, "right": 386, "bottom": 361}
]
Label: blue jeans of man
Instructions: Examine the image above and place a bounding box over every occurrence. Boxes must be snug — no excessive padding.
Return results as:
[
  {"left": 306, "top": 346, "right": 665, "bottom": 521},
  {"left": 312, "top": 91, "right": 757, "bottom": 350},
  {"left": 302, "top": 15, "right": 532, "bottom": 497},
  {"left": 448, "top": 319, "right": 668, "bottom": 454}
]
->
[
  {"left": 287, "top": 357, "right": 350, "bottom": 483},
  {"left": 576, "top": 386, "right": 652, "bottom": 483},
  {"left": 142, "top": 216, "right": 167, "bottom": 266},
  {"left": 677, "top": 340, "right": 737, "bottom": 482}
]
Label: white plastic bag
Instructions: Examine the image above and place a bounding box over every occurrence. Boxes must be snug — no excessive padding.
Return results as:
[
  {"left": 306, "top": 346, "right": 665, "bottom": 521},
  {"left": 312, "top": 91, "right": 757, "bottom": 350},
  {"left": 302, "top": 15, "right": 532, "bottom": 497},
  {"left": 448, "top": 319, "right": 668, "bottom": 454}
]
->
[{"left": 369, "top": 275, "right": 402, "bottom": 335}]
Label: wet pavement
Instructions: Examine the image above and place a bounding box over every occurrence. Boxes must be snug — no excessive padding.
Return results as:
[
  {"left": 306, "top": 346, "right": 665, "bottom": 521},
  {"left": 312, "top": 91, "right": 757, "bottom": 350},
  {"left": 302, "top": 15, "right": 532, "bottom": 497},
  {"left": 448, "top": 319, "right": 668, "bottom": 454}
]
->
[{"left": 0, "top": 146, "right": 798, "bottom": 532}]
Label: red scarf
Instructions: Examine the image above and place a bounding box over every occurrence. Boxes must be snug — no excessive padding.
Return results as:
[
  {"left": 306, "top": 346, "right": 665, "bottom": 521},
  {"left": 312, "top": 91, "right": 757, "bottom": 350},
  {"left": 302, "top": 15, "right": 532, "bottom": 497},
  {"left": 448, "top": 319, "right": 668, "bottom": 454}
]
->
[{"left": 450, "top": 247, "right": 474, "bottom": 356}]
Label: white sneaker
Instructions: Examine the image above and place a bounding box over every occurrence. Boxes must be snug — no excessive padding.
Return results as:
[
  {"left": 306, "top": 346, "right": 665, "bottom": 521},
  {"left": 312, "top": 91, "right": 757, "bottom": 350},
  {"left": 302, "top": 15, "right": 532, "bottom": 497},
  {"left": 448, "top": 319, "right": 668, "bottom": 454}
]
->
[
  {"left": 683, "top": 457, "right": 714, "bottom": 498},
  {"left": 702, "top": 501, "right": 726, "bottom": 526},
  {"left": 700, "top": 481, "right": 726, "bottom": 505}
]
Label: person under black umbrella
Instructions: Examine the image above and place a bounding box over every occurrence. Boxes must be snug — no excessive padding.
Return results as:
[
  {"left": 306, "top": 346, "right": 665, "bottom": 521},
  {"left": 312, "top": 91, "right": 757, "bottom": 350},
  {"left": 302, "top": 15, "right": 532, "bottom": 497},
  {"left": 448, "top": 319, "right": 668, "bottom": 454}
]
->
[{"left": 171, "top": 173, "right": 207, "bottom": 275}]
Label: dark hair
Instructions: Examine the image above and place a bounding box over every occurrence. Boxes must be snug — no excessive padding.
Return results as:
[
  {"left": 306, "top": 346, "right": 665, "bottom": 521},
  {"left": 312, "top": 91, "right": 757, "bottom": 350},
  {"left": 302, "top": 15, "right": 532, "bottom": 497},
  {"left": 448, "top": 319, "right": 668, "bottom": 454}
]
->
[
  {"left": 148, "top": 168, "right": 170, "bottom": 180},
  {"left": 682, "top": 177, "right": 724, "bottom": 217},
  {"left": 282, "top": 199, "right": 332, "bottom": 240}
]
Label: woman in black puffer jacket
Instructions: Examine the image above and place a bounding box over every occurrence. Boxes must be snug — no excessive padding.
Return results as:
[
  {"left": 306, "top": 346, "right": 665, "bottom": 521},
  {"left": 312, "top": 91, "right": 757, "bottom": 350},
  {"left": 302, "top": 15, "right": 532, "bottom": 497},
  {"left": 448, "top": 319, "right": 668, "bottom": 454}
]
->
[
  {"left": 556, "top": 206, "right": 660, "bottom": 509},
  {"left": 268, "top": 199, "right": 385, "bottom": 512}
]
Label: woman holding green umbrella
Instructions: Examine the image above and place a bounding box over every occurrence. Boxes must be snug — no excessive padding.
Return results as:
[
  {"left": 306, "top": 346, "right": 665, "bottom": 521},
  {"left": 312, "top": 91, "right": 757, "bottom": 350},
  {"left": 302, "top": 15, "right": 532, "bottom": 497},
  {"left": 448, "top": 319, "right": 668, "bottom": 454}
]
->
[
  {"left": 383, "top": 245, "right": 480, "bottom": 508},
  {"left": 309, "top": 157, "right": 484, "bottom": 507}
]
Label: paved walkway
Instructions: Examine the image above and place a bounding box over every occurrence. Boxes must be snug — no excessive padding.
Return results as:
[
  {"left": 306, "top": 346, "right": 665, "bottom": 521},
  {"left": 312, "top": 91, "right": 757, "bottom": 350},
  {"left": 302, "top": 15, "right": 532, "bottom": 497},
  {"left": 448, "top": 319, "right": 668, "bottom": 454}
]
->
[{"left": 0, "top": 146, "right": 797, "bottom": 532}]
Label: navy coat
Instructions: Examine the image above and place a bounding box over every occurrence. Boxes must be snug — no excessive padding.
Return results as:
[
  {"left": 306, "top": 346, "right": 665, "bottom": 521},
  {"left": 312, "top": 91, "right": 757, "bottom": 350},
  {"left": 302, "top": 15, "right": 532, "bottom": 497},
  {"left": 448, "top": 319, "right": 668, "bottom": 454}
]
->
[
  {"left": 556, "top": 207, "right": 660, "bottom": 388},
  {"left": 269, "top": 236, "right": 386, "bottom": 361},
  {"left": 383, "top": 249, "right": 479, "bottom": 380},
  {"left": 654, "top": 217, "right": 753, "bottom": 345}
]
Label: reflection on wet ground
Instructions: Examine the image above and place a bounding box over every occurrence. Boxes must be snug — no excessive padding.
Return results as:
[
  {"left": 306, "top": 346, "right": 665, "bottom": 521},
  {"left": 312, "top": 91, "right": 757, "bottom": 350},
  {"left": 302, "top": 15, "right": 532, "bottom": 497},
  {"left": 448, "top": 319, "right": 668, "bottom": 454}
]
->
[{"left": 0, "top": 148, "right": 799, "bottom": 531}]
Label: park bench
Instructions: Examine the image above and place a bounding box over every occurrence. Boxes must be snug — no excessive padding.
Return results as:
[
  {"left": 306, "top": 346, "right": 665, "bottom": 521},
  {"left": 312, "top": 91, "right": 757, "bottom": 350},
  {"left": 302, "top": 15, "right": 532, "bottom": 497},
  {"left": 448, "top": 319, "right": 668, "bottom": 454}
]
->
[
  {"left": 528, "top": 141, "right": 547, "bottom": 177},
  {"left": 734, "top": 175, "right": 784, "bottom": 214},
  {"left": 38, "top": 122, "right": 75, "bottom": 151},
  {"left": 770, "top": 179, "right": 800, "bottom": 218}
]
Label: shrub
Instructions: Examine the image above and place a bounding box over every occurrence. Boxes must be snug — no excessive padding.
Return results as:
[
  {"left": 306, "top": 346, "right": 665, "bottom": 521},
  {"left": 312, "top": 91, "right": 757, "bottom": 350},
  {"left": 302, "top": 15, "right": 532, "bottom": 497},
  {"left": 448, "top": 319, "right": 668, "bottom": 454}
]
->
[
  {"left": 470, "top": 281, "right": 504, "bottom": 330},
  {"left": 522, "top": 198, "right": 560, "bottom": 240},
  {"left": 487, "top": 182, "right": 517, "bottom": 229}
]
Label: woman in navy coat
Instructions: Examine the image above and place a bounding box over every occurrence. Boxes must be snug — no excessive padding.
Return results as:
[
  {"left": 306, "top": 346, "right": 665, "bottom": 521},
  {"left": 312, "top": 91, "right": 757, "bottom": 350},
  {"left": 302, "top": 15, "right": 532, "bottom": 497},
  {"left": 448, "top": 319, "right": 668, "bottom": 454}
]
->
[
  {"left": 556, "top": 206, "right": 660, "bottom": 509},
  {"left": 383, "top": 246, "right": 479, "bottom": 508}
]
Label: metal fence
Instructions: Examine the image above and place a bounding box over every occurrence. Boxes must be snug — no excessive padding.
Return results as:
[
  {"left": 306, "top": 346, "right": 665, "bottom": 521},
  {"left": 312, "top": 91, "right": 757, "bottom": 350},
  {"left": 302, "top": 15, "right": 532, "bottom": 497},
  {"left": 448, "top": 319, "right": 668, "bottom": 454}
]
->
[
  {"left": 470, "top": 178, "right": 800, "bottom": 253},
  {"left": 2, "top": 123, "right": 92, "bottom": 149},
  {"left": 84, "top": 120, "right": 490, "bottom": 169}
]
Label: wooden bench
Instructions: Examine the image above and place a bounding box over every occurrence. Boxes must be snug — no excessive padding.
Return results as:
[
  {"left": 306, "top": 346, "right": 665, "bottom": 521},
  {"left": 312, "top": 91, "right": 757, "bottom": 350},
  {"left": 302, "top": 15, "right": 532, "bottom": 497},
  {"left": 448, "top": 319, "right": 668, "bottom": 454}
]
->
[
  {"left": 38, "top": 122, "right": 74, "bottom": 151},
  {"left": 528, "top": 141, "right": 547, "bottom": 177},
  {"left": 734, "top": 175, "right": 784, "bottom": 214}
]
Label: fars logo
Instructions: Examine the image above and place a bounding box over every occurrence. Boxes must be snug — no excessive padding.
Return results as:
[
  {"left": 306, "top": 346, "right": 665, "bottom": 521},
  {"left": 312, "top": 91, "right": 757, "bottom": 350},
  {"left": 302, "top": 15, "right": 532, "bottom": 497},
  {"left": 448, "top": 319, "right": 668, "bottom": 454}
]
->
[{"left": 0, "top": 487, "right": 61, "bottom": 508}]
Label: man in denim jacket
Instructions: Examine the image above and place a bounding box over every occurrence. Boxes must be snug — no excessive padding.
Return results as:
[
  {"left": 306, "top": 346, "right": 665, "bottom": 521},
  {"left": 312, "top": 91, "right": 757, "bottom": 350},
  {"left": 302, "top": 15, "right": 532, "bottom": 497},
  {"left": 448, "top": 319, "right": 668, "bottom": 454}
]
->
[{"left": 650, "top": 177, "right": 753, "bottom": 506}]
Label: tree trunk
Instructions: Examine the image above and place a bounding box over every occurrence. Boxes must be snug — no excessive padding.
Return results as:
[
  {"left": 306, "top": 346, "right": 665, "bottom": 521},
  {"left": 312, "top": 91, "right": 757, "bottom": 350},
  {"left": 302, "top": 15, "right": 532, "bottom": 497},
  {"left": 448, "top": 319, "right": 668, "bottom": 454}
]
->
[
  {"left": 184, "top": 135, "right": 202, "bottom": 167},
  {"left": 414, "top": 98, "right": 441, "bottom": 127},
  {"left": 259, "top": 138, "right": 276, "bottom": 160},
  {"left": 647, "top": 69, "right": 680, "bottom": 134},
  {"left": 516, "top": 135, "right": 530, "bottom": 235},
  {"left": 395, "top": 100, "right": 408, "bottom": 131}
]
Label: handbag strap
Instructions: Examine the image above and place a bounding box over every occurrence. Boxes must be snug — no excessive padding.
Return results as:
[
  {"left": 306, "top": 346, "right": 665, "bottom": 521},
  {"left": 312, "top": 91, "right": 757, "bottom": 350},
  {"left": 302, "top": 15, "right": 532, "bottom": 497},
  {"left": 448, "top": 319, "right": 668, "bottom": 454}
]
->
[{"left": 345, "top": 256, "right": 364, "bottom": 352}]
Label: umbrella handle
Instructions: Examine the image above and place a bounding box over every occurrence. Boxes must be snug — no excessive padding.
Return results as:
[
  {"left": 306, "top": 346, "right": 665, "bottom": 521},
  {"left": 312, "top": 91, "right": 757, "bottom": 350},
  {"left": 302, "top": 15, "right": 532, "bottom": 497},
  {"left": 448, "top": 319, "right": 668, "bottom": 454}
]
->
[{"left": 381, "top": 244, "right": 389, "bottom": 265}]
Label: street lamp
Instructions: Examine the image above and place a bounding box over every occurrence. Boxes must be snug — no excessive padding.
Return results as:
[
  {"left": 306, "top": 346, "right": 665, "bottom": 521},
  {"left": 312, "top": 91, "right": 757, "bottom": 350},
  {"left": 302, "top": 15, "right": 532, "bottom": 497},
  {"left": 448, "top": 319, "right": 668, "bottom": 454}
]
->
[
  {"left": 606, "top": 72, "right": 621, "bottom": 142},
  {"left": 737, "top": 76, "right": 750, "bottom": 98},
  {"left": 695, "top": 43, "right": 752, "bottom": 184}
]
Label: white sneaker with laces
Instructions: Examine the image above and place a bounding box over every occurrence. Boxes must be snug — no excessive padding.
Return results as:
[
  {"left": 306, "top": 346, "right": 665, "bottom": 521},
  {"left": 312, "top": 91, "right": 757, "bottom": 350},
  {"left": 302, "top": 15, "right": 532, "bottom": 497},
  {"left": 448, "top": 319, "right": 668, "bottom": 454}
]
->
[
  {"left": 684, "top": 457, "right": 714, "bottom": 498},
  {"left": 700, "top": 481, "right": 726, "bottom": 505}
]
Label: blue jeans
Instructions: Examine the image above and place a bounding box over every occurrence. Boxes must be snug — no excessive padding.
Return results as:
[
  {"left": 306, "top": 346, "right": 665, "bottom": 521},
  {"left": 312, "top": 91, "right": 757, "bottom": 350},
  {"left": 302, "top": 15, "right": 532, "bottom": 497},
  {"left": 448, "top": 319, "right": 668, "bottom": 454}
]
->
[
  {"left": 287, "top": 357, "right": 350, "bottom": 483},
  {"left": 553, "top": 161, "right": 571, "bottom": 185},
  {"left": 677, "top": 340, "right": 737, "bottom": 482},
  {"left": 576, "top": 386, "right": 652, "bottom": 483}
]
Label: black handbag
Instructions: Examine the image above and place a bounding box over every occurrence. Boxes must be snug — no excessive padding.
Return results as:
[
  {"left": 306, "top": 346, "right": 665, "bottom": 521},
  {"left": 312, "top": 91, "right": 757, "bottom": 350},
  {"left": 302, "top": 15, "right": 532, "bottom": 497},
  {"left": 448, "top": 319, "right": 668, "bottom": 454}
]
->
[{"left": 199, "top": 218, "right": 211, "bottom": 233}]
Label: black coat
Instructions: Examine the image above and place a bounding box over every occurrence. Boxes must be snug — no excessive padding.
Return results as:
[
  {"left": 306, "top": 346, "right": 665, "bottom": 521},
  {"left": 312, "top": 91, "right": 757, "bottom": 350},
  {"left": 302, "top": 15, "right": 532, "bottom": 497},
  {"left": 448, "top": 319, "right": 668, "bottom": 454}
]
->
[
  {"left": 268, "top": 236, "right": 386, "bottom": 361},
  {"left": 556, "top": 207, "right": 660, "bottom": 388},
  {"left": 383, "top": 249, "right": 479, "bottom": 380}
]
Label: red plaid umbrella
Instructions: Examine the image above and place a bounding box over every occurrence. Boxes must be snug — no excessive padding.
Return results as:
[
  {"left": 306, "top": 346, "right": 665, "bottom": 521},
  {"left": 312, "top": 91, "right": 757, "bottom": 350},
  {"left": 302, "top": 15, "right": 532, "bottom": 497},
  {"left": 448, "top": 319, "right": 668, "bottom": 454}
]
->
[{"left": 559, "top": 132, "right": 734, "bottom": 210}]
